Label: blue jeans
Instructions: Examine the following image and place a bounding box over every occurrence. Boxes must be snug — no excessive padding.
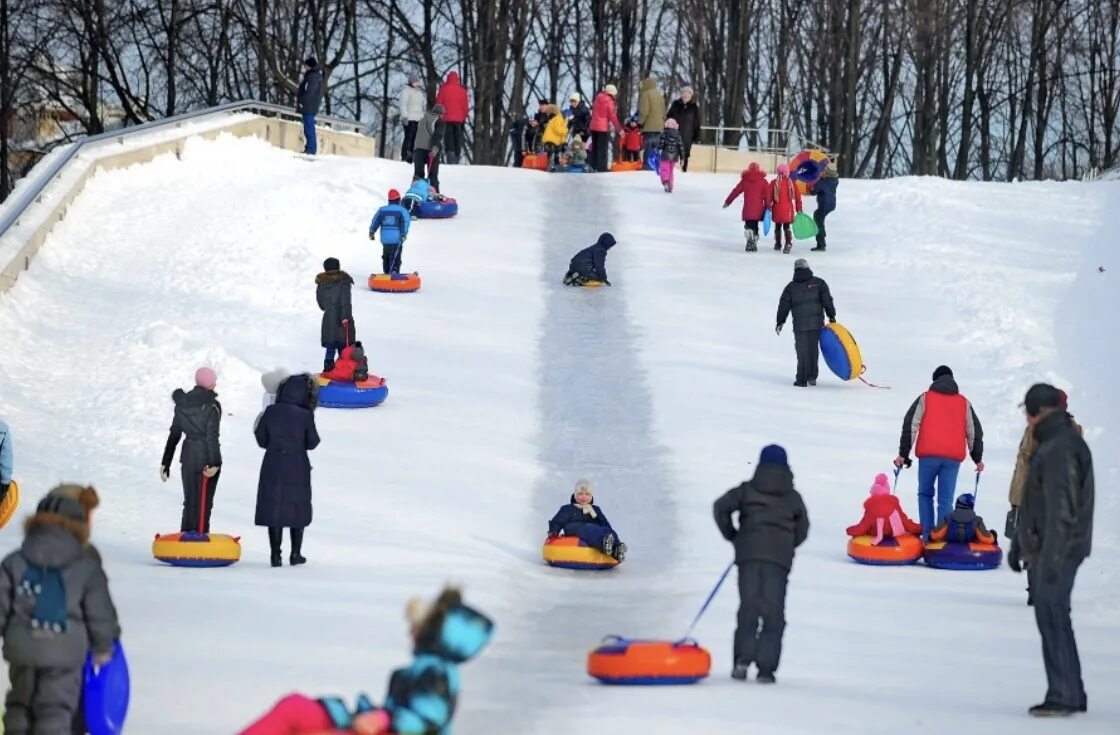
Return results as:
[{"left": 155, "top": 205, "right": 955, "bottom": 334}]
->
[
  {"left": 324, "top": 344, "right": 344, "bottom": 362},
  {"left": 917, "top": 457, "right": 961, "bottom": 538},
  {"left": 302, "top": 113, "right": 317, "bottom": 155}
]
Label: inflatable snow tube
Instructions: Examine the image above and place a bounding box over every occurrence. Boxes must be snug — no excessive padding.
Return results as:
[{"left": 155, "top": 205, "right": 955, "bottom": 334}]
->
[
  {"left": 522, "top": 152, "right": 549, "bottom": 171},
  {"left": 610, "top": 160, "right": 642, "bottom": 172},
  {"left": 84, "top": 640, "right": 129, "bottom": 735},
  {"left": 417, "top": 198, "right": 458, "bottom": 219},
  {"left": 588, "top": 637, "right": 711, "bottom": 685},
  {"left": 152, "top": 531, "right": 241, "bottom": 567},
  {"left": 0, "top": 478, "right": 21, "bottom": 531},
  {"left": 789, "top": 149, "right": 830, "bottom": 195},
  {"left": 369, "top": 272, "right": 421, "bottom": 293},
  {"left": 315, "top": 374, "right": 388, "bottom": 409},
  {"left": 922, "top": 540, "right": 1002, "bottom": 570},
  {"left": 559, "top": 165, "right": 590, "bottom": 173},
  {"left": 819, "top": 322, "right": 864, "bottom": 381},
  {"left": 847, "top": 534, "right": 923, "bottom": 566},
  {"left": 542, "top": 536, "right": 619, "bottom": 570}
]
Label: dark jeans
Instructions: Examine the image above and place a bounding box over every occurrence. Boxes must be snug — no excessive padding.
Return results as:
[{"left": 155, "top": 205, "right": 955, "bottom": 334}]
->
[
  {"left": 591, "top": 131, "right": 611, "bottom": 171},
  {"left": 682, "top": 142, "right": 694, "bottom": 172},
  {"left": 814, "top": 209, "right": 830, "bottom": 247},
  {"left": 1034, "top": 558, "right": 1086, "bottom": 709},
  {"left": 4, "top": 665, "right": 83, "bottom": 735},
  {"left": 301, "top": 113, "right": 317, "bottom": 155},
  {"left": 734, "top": 561, "right": 789, "bottom": 674},
  {"left": 444, "top": 123, "right": 464, "bottom": 163},
  {"left": 413, "top": 150, "right": 440, "bottom": 190},
  {"left": 401, "top": 121, "right": 418, "bottom": 162},
  {"left": 181, "top": 466, "right": 219, "bottom": 533},
  {"left": 382, "top": 243, "right": 403, "bottom": 274},
  {"left": 793, "top": 329, "right": 821, "bottom": 385}
]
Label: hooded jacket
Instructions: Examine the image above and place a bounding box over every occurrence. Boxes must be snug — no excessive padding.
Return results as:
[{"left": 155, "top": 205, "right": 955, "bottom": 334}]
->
[
  {"left": 413, "top": 110, "right": 446, "bottom": 154},
  {"left": 659, "top": 129, "right": 684, "bottom": 161},
  {"left": 713, "top": 464, "right": 810, "bottom": 570},
  {"left": 254, "top": 375, "right": 321, "bottom": 529},
  {"left": 161, "top": 386, "right": 222, "bottom": 471},
  {"left": 369, "top": 202, "right": 412, "bottom": 246},
  {"left": 541, "top": 108, "right": 569, "bottom": 147},
  {"left": 322, "top": 344, "right": 369, "bottom": 383},
  {"left": 297, "top": 67, "right": 324, "bottom": 116},
  {"left": 435, "top": 72, "right": 469, "bottom": 123},
  {"left": 770, "top": 174, "right": 803, "bottom": 224},
  {"left": 898, "top": 375, "right": 984, "bottom": 463},
  {"left": 666, "top": 97, "right": 701, "bottom": 146},
  {"left": 316, "top": 269, "right": 355, "bottom": 347},
  {"left": 0, "top": 418, "right": 11, "bottom": 487},
  {"left": 1009, "top": 416, "right": 1082, "bottom": 507},
  {"left": 397, "top": 84, "right": 426, "bottom": 123},
  {"left": 776, "top": 267, "right": 836, "bottom": 332},
  {"left": 811, "top": 172, "right": 838, "bottom": 215},
  {"left": 1017, "top": 410, "right": 1094, "bottom": 571},
  {"left": 568, "top": 233, "right": 616, "bottom": 283},
  {"left": 724, "top": 167, "right": 772, "bottom": 221},
  {"left": 590, "top": 91, "right": 622, "bottom": 134},
  {"left": 0, "top": 489, "right": 120, "bottom": 668},
  {"left": 846, "top": 492, "right": 922, "bottom": 542},
  {"left": 548, "top": 494, "right": 614, "bottom": 535},
  {"left": 637, "top": 78, "right": 666, "bottom": 133},
  {"left": 930, "top": 507, "right": 996, "bottom": 544}
]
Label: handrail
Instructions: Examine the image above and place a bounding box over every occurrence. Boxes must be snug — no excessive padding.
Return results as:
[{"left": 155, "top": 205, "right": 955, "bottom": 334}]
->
[
  {"left": 695, "top": 125, "right": 832, "bottom": 156},
  {"left": 0, "top": 100, "right": 366, "bottom": 243}
]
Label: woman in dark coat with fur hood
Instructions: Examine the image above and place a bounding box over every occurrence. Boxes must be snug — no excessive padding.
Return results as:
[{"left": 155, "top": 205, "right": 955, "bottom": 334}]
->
[
  {"left": 254, "top": 374, "right": 321, "bottom": 567},
  {"left": 316, "top": 257, "right": 354, "bottom": 372}
]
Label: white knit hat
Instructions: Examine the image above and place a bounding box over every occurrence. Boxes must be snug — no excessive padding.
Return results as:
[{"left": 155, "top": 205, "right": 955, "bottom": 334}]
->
[
  {"left": 604, "top": 84, "right": 618, "bottom": 96},
  {"left": 574, "top": 478, "right": 594, "bottom": 496},
  {"left": 569, "top": 92, "right": 581, "bottom": 103}
]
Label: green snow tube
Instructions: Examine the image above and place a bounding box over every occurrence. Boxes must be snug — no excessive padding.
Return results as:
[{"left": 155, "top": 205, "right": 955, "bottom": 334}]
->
[{"left": 792, "top": 212, "right": 819, "bottom": 240}]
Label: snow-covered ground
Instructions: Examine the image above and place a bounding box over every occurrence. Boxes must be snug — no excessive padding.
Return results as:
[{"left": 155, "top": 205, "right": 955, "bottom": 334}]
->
[{"left": 0, "top": 134, "right": 1116, "bottom": 733}]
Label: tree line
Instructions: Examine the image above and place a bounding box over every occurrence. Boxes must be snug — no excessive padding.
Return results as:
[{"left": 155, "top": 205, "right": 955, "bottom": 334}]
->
[{"left": 2, "top": 0, "right": 1118, "bottom": 199}]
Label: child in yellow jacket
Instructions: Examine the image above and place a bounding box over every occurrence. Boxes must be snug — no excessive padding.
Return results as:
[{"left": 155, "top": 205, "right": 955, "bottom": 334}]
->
[{"left": 540, "top": 104, "right": 569, "bottom": 171}]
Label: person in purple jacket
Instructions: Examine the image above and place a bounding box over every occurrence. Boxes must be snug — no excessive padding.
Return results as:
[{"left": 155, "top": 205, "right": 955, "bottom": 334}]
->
[{"left": 547, "top": 479, "right": 627, "bottom": 560}]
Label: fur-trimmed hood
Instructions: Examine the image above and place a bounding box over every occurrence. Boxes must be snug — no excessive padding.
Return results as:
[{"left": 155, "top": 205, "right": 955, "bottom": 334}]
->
[
  {"left": 315, "top": 270, "right": 354, "bottom": 286},
  {"left": 24, "top": 484, "right": 100, "bottom": 550}
]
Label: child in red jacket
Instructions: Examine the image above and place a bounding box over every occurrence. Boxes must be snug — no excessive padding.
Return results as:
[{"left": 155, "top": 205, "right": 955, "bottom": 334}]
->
[
  {"left": 770, "top": 163, "right": 803, "bottom": 254},
  {"left": 723, "top": 162, "right": 773, "bottom": 252},
  {"left": 846, "top": 473, "right": 922, "bottom": 545},
  {"left": 622, "top": 120, "right": 643, "bottom": 162},
  {"left": 321, "top": 343, "right": 369, "bottom": 383}
]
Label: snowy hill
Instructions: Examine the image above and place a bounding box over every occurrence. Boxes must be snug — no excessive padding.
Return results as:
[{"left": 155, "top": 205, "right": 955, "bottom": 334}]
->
[{"left": 0, "top": 134, "right": 1117, "bottom": 733}]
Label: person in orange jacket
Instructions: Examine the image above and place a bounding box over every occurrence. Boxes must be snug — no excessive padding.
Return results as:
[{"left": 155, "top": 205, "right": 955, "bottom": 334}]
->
[
  {"left": 846, "top": 473, "right": 922, "bottom": 544},
  {"left": 770, "top": 163, "right": 803, "bottom": 253},
  {"left": 622, "top": 119, "right": 643, "bottom": 162}
]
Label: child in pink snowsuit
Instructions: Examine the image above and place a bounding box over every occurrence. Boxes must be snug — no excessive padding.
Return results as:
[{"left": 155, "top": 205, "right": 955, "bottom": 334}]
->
[
  {"left": 658, "top": 118, "right": 684, "bottom": 192},
  {"left": 845, "top": 473, "right": 922, "bottom": 545}
]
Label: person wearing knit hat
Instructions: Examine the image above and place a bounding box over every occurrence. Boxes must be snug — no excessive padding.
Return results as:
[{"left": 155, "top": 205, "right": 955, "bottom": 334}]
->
[
  {"left": 369, "top": 188, "right": 413, "bottom": 275},
  {"left": 161, "top": 368, "right": 224, "bottom": 533},
  {"left": 589, "top": 85, "right": 624, "bottom": 171},
  {"left": 547, "top": 478, "right": 627, "bottom": 560},
  {"left": 894, "top": 366, "right": 985, "bottom": 541},
  {"left": 809, "top": 157, "right": 839, "bottom": 251},
  {"left": 775, "top": 257, "right": 836, "bottom": 386},
  {"left": 769, "top": 161, "right": 802, "bottom": 252},
  {"left": 714, "top": 445, "right": 809, "bottom": 683},
  {"left": 398, "top": 75, "right": 426, "bottom": 163},
  {"left": 845, "top": 473, "right": 922, "bottom": 543},
  {"left": 928, "top": 491, "right": 996, "bottom": 545},
  {"left": 0, "top": 484, "right": 121, "bottom": 733},
  {"left": 565, "top": 92, "right": 592, "bottom": 142},
  {"left": 296, "top": 57, "right": 324, "bottom": 155},
  {"left": 316, "top": 257, "right": 355, "bottom": 372},
  {"left": 412, "top": 104, "right": 446, "bottom": 190}
]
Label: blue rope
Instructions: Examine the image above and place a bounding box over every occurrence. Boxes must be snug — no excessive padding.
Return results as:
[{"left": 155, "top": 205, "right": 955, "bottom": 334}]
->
[{"left": 681, "top": 561, "right": 734, "bottom": 640}]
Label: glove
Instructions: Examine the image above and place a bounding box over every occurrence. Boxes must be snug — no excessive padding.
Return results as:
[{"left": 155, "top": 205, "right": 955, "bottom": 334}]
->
[
  {"left": 775, "top": 324, "right": 783, "bottom": 335},
  {"left": 975, "top": 461, "right": 985, "bottom": 473},
  {"left": 829, "top": 317, "right": 837, "bottom": 323},
  {"left": 92, "top": 649, "right": 114, "bottom": 668},
  {"left": 160, "top": 466, "right": 169, "bottom": 483},
  {"left": 369, "top": 231, "right": 375, "bottom": 240},
  {"left": 722, "top": 203, "right": 729, "bottom": 209},
  {"left": 201, "top": 465, "right": 220, "bottom": 478},
  {"left": 892, "top": 456, "right": 909, "bottom": 469}
]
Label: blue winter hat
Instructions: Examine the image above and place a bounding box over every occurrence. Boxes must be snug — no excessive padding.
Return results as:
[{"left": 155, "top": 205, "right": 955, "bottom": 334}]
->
[
  {"left": 955, "top": 493, "right": 975, "bottom": 509},
  {"left": 758, "top": 444, "right": 788, "bottom": 466}
]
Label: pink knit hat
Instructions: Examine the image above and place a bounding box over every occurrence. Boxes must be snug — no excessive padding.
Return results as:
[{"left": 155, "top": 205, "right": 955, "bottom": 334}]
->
[
  {"left": 869, "top": 473, "right": 891, "bottom": 496},
  {"left": 777, "top": 163, "right": 790, "bottom": 176},
  {"left": 194, "top": 366, "right": 217, "bottom": 389}
]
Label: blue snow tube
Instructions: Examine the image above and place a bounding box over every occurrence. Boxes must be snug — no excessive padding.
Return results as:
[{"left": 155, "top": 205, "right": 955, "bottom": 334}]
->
[
  {"left": 561, "top": 165, "right": 589, "bottom": 173},
  {"left": 84, "top": 641, "right": 130, "bottom": 735},
  {"left": 819, "top": 322, "right": 863, "bottom": 381},
  {"left": 922, "top": 541, "right": 1002, "bottom": 570},
  {"left": 417, "top": 198, "right": 458, "bottom": 219},
  {"left": 316, "top": 375, "right": 389, "bottom": 409}
]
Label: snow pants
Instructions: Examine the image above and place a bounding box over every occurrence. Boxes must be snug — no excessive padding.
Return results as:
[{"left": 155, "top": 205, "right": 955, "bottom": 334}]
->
[
  {"left": 3, "top": 665, "right": 83, "bottom": 735},
  {"left": 917, "top": 457, "right": 960, "bottom": 538},
  {"left": 659, "top": 160, "right": 675, "bottom": 190},
  {"left": 1034, "top": 558, "right": 1087, "bottom": 710},
  {"left": 181, "top": 466, "right": 219, "bottom": 533},
  {"left": 813, "top": 208, "right": 830, "bottom": 248},
  {"left": 734, "top": 561, "right": 789, "bottom": 675},
  {"left": 239, "top": 693, "right": 389, "bottom": 735},
  {"left": 382, "top": 243, "right": 403, "bottom": 274},
  {"left": 793, "top": 329, "right": 821, "bottom": 385},
  {"left": 571, "top": 523, "right": 615, "bottom": 552},
  {"left": 412, "top": 150, "right": 440, "bottom": 191}
]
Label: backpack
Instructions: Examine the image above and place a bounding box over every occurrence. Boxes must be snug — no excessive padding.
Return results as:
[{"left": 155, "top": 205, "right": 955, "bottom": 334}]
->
[
  {"left": 351, "top": 342, "right": 370, "bottom": 382},
  {"left": 946, "top": 515, "right": 977, "bottom": 544},
  {"left": 18, "top": 564, "right": 69, "bottom": 636}
]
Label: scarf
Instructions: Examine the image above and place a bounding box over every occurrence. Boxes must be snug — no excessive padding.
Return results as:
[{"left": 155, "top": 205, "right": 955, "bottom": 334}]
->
[{"left": 575, "top": 501, "right": 598, "bottom": 519}]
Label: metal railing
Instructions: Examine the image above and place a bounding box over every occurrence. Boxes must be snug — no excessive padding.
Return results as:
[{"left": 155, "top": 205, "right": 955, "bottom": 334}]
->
[
  {"left": 694, "top": 125, "right": 831, "bottom": 156},
  {"left": 0, "top": 100, "right": 366, "bottom": 243}
]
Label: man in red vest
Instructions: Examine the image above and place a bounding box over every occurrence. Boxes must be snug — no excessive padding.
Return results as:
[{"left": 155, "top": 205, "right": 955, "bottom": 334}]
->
[{"left": 894, "top": 365, "right": 985, "bottom": 539}]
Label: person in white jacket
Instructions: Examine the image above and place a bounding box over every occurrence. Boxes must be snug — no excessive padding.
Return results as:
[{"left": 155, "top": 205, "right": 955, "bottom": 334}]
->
[{"left": 398, "top": 76, "right": 427, "bottom": 163}]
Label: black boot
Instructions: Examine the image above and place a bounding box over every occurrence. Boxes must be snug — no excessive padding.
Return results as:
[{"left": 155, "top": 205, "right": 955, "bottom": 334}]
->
[
  {"left": 811, "top": 235, "right": 826, "bottom": 252},
  {"left": 268, "top": 527, "right": 283, "bottom": 567},
  {"left": 324, "top": 358, "right": 335, "bottom": 372},
  {"left": 289, "top": 527, "right": 307, "bottom": 566}
]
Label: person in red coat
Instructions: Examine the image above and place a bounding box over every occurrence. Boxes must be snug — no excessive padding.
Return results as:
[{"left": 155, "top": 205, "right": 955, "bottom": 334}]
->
[
  {"left": 770, "top": 163, "right": 803, "bottom": 253},
  {"left": 321, "top": 343, "right": 369, "bottom": 383},
  {"left": 589, "top": 84, "right": 623, "bottom": 172},
  {"left": 622, "top": 119, "right": 643, "bottom": 161},
  {"left": 723, "top": 162, "right": 773, "bottom": 252},
  {"left": 846, "top": 473, "right": 922, "bottom": 545},
  {"left": 435, "top": 71, "right": 469, "bottom": 164}
]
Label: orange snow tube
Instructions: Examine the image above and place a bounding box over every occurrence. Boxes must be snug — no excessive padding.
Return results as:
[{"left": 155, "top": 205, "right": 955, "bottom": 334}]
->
[
  {"left": 0, "top": 479, "right": 21, "bottom": 531},
  {"left": 368, "top": 272, "right": 421, "bottom": 293},
  {"left": 587, "top": 637, "right": 711, "bottom": 685},
  {"left": 847, "top": 534, "right": 923, "bottom": 566}
]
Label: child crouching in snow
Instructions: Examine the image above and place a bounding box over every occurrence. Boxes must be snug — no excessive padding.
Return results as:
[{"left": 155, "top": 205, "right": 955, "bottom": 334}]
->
[
  {"left": 548, "top": 479, "right": 627, "bottom": 560},
  {"left": 930, "top": 493, "right": 997, "bottom": 545},
  {"left": 845, "top": 473, "right": 922, "bottom": 544},
  {"left": 321, "top": 343, "right": 369, "bottom": 383},
  {"left": 658, "top": 118, "right": 684, "bottom": 192},
  {"left": 238, "top": 587, "right": 494, "bottom": 735}
]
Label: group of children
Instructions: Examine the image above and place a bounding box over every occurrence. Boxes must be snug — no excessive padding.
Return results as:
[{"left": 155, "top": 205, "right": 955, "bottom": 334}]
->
[{"left": 846, "top": 472, "right": 996, "bottom": 546}]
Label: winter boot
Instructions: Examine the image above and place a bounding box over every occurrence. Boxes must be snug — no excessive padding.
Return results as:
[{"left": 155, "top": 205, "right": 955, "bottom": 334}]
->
[
  {"left": 602, "top": 532, "right": 616, "bottom": 557},
  {"left": 289, "top": 527, "right": 307, "bottom": 566},
  {"left": 756, "top": 672, "right": 777, "bottom": 684},
  {"left": 323, "top": 358, "right": 335, "bottom": 373},
  {"left": 268, "top": 527, "right": 283, "bottom": 568},
  {"left": 731, "top": 662, "right": 749, "bottom": 681},
  {"left": 1028, "top": 703, "right": 1076, "bottom": 718},
  {"left": 612, "top": 542, "right": 627, "bottom": 561},
  {"left": 782, "top": 230, "right": 793, "bottom": 254},
  {"left": 808, "top": 379, "right": 817, "bottom": 386},
  {"left": 773, "top": 238, "right": 782, "bottom": 251},
  {"left": 745, "top": 231, "right": 758, "bottom": 252}
]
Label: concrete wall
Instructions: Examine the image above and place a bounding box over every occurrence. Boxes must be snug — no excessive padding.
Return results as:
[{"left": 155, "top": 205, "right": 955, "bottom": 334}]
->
[
  {"left": 1, "top": 117, "right": 374, "bottom": 295},
  {"left": 688, "top": 145, "right": 782, "bottom": 174}
]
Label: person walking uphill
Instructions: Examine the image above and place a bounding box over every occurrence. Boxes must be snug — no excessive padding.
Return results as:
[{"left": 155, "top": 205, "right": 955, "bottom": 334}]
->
[
  {"left": 810, "top": 160, "right": 839, "bottom": 251},
  {"left": 589, "top": 84, "right": 623, "bottom": 172},
  {"left": 771, "top": 163, "right": 803, "bottom": 253},
  {"left": 255, "top": 374, "right": 321, "bottom": 568},
  {"left": 397, "top": 76, "right": 426, "bottom": 163},
  {"left": 564, "top": 233, "right": 616, "bottom": 286},
  {"left": 894, "top": 365, "right": 984, "bottom": 539},
  {"left": 775, "top": 258, "right": 836, "bottom": 387},
  {"left": 637, "top": 76, "right": 666, "bottom": 163},
  {"left": 724, "top": 162, "right": 772, "bottom": 252},
  {"left": 0, "top": 484, "right": 121, "bottom": 735},
  {"left": 316, "top": 257, "right": 354, "bottom": 372},
  {"left": 160, "top": 367, "right": 223, "bottom": 533},
  {"left": 1011, "top": 384, "right": 1094, "bottom": 717},
  {"left": 713, "top": 445, "right": 809, "bottom": 684},
  {"left": 435, "top": 71, "right": 469, "bottom": 164},
  {"left": 412, "top": 105, "right": 445, "bottom": 192},
  {"left": 666, "top": 87, "right": 700, "bottom": 171},
  {"left": 296, "top": 57, "right": 324, "bottom": 156}
]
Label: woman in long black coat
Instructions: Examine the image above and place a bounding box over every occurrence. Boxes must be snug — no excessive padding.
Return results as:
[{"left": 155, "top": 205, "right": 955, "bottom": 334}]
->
[
  {"left": 254, "top": 374, "right": 321, "bottom": 567},
  {"left": 666, "top": 86, "right": 701, "bottom": 172}
]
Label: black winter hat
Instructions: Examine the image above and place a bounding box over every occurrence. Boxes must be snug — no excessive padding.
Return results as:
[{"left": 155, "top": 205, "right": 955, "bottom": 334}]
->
[
  {"left": 538, "top": 98, "right": 549, "bottom": 106},
  {"left": 305, "top": 57, "right": 318, "bottom": 69},
  {"left": 1023, "top": 383, "right": 1063, "bottom": 417},
  {"left": 323, "top": 257, "right": 340, "bottom": 271},
  {"left": 598, "top": 232, "right": 617, "bottom": 249},
  {"left": 932, "top": 365, "right": 953, "bottom": 381}
]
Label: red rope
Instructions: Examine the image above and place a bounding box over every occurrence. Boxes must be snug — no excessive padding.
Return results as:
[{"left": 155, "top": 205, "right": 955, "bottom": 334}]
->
[
  {"left": 198, "top": 475, "right": 209, "bottom": 534},
  {"left": 859, "top": 364, "right": 891, "bottom": 389}
]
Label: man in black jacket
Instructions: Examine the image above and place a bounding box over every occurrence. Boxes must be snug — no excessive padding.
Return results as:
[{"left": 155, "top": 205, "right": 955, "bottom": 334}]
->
[
  {"left": 296, "top": 57, "right": 324, "bottom": 155},
  {"left": 564, "top": 233, "right": 616, "bottom": 286},
  {"left": 776, "top": 258, "right": 836, "bottom": 387},
  {"left": 713, "top": 445, "right": 809, "bottom": 684},
  {"left": 161, "top": 368, "right": 223, "bottom": 533},
  {"left": 1012, "top": 383, "right": 1094, "bottom": 718}
]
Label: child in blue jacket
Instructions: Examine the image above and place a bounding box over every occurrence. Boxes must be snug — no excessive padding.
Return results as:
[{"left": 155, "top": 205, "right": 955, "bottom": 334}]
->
[
  {"left": 401, "top": 178, "right": 431, "bottom": 215},
  {"left": 369, "top": 189, "right": 412, "bottom": 274},
  {"left": 548, "top": 479, "right": 627, "bottom": 560}
]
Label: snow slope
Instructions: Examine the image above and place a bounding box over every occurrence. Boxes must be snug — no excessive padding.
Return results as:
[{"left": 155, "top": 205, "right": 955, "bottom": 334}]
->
[{"left": 0, "top": 135, "right": 1116, "bottom": 733}]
